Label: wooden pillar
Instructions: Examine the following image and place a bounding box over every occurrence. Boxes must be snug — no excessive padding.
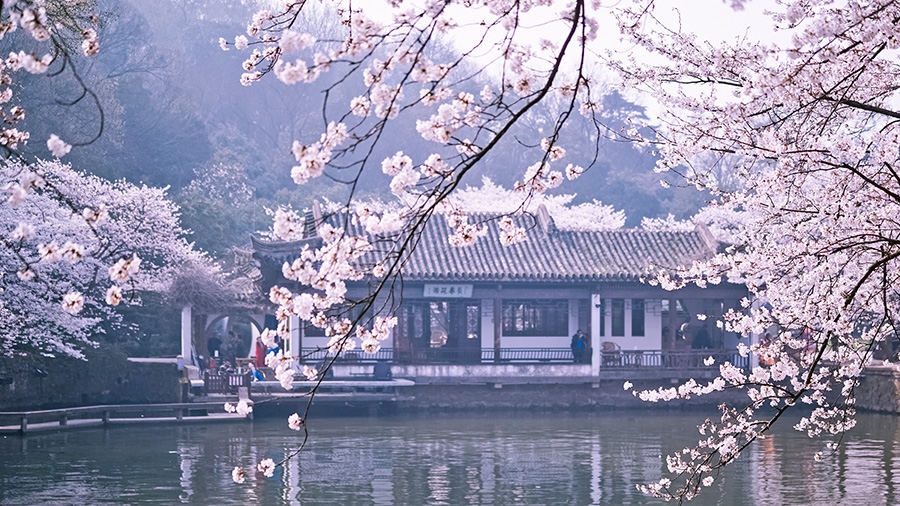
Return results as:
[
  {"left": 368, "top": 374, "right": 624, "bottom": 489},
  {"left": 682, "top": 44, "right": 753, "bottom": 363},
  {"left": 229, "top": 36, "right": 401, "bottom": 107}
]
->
[
  {"left": 749, "top": 299, "right": 762, "bottom": 369},
  {"left": 19, "top": 415, "right": 27, "bottom": 433},
  {"left": 493, "top": 298, "right": 502, "bottom": 363},
  {"left": 591, "top": 293, "right": 601, "bottom": 376},
  {"left": 181, "top": 305, "right": 193, "bottom": 366},
  {"left": 392, "top": 316, "right": 403, "bottom": 364}
]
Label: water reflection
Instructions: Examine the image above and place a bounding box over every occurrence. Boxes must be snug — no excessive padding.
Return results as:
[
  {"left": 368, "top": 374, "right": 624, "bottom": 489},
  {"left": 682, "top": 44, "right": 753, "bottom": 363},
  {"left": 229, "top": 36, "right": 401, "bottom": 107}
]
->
[{"left": 2, "top": 411, "right": 900, "bottom": 504}]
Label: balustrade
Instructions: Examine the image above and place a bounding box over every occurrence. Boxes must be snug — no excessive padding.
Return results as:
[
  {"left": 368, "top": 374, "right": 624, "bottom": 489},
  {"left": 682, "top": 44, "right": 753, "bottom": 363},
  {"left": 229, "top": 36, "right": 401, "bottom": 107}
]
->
[{"left": 295, "top": 347, "right": 750, "bottom": 369}]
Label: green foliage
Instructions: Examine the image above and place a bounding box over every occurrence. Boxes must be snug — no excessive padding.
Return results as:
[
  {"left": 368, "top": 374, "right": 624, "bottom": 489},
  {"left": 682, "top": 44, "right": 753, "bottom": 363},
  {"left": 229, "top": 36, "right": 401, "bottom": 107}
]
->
[{"left": 177, "top": 187, "right": 268, "bottom": 256}]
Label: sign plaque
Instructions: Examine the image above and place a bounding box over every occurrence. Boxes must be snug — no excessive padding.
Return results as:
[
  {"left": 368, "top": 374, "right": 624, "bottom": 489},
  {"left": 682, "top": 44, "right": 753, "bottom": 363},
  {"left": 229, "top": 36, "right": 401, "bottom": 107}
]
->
[{"left": 423, "top": 284, "right": 473, "bottom": 298}]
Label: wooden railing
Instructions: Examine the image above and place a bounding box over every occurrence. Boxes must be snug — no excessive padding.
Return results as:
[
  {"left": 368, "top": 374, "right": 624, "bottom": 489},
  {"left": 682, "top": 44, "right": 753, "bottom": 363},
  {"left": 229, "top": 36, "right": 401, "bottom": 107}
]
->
[
  {"left": 299, "top": 347, "right": 750, "bottom": 368},
  {"left": 203, "top": 371, "right": 251, "bottom": 394},
  {"left": 301, "top": 347, "right": 393, "bottom": 363},
  {"left": 493, "top": 348, "right": 577, "bottom": 362},
  {"left": 0, "top": 401, "right": 242, "bottom": 434}
]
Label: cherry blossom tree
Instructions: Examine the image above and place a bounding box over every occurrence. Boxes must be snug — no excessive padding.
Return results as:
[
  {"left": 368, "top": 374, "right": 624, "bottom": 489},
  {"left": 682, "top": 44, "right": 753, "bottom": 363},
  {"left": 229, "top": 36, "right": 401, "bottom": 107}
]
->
[
  {"left": 0, "top": 2, "right": 215, "bottom": 360},
  {"left": 606, "top": 0, "right": 900, "bottom": 499},
  {"left": 447, "top": 176, "right": 625, "bottom": 230},
  {"left": 640, "top": 213, "right": 693, "bottom": 232},
  {"left": 0, "top": 158, "right": 211, "bottom": 358},
  {"left": 314, "top": 176, "right": 626, "bottom": 231},
  {"left": 223, "top": 0, "right": 900, "bottom": 499},
  {"left": 0, "top": 1, "right": 157, "bottom": 333}
]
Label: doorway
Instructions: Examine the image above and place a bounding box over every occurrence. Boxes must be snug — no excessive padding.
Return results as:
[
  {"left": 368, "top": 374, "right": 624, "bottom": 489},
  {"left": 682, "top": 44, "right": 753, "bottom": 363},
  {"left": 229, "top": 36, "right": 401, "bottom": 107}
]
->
[{"left": 396, "top": 300, "right": 481, "bottom": 363}]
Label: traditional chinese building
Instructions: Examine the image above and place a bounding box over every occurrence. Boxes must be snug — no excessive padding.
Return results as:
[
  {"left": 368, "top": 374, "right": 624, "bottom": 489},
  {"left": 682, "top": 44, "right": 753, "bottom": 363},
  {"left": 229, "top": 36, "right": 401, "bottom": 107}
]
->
[{"left": 250, "top": 204, "right": 749, "bottom": 378}]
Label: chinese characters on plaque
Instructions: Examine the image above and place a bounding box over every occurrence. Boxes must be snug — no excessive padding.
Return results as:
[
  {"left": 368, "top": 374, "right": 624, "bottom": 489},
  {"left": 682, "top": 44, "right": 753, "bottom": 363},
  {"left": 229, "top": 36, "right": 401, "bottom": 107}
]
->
[{"left": 423, "top": 284, "right": 473, "bottom": 298}]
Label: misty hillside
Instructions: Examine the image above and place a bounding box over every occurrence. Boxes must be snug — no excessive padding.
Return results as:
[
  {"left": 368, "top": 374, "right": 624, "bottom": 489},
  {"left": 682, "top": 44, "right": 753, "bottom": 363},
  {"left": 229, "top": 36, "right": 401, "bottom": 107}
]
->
[{"left": 16, "top": 0, "right": 708, "bottom": 258}]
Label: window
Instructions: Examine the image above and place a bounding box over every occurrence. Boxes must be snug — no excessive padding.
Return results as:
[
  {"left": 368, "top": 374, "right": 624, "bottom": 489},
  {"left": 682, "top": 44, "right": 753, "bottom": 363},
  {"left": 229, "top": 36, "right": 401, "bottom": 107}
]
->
[
  {"left": 398, "top": 302, "right": 427, "bottom": 343},
  {"left": 466, "top": 304, "right": 480, "bottom": 340},
  {"left": 611, "top": 299, "right": 625, "bottom": 336},
  {"left": 429, "top": 301, "right": 450, "bottom": 348},
  {"left": 502, "top": 299, "right": 569, "bottom": 336},
  {"left": 632, "top": 299, "right": 645, "bottom": 336},
  {"left": 303, "top": 323, "right": 326, "bottom": 337}
]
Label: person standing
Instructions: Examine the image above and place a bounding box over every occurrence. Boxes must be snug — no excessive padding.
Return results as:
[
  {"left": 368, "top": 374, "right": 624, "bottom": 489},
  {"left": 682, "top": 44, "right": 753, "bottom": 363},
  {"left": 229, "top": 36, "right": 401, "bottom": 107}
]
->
[
  {"left": 254, "top": 338, "right": 267, "bottom": 368},
  {"left": 571, "top": 329, "right": 587, "bottom": 363}
]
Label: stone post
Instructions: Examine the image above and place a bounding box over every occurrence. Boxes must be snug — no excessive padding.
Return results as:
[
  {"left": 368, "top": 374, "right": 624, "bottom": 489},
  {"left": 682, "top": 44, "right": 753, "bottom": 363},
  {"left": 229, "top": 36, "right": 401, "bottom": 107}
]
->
[
  {"left": 181, "top": 305, "right": 193, "bottom": 366},
  {"left": 250, "top": 320, "right": 261, "bottom": 361},
  {"left": 288, "top": 315, "right": 301, "bottom": 358}
]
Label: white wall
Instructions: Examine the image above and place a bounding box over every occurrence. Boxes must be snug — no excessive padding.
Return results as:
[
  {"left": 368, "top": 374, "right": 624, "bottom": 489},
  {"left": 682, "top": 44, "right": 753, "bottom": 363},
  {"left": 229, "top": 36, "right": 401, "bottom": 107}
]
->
[
  {"left": 480, "top": 299, "right": 494, "bottom": 349},
  {"left": 568, "top": 298, "right": 580, "bottom": 336},
  {"left": 644, "top": 299, "right": 663, "bottom": 350},
  {"left": 250, "top": 318, "right": 260, "bottom": 359}
]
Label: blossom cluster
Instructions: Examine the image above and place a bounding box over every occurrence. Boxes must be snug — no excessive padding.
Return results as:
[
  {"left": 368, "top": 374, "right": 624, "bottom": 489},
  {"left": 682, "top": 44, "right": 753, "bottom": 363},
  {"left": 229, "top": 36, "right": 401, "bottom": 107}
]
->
[
  {"left": 289, "top": 122, "right": 348, "bottom": 185},
  {"left": 1, "top": 160, "right": 209, "bottom": 358},
  {"left": 498, "top": 216, "right": 526, "bottom": 246},
  {"left": 265, "top": 349, "right": 296, "bottom": 390},
  {"left": 224, "top": 399, "right": 253, "bottom": 417}
]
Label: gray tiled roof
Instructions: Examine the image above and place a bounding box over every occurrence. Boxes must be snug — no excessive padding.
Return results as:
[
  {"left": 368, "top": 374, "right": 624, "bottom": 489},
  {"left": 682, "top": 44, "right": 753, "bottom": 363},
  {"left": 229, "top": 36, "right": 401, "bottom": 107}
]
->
[{"left": 252, "top": 209, "right": 717, "bottom": 283}]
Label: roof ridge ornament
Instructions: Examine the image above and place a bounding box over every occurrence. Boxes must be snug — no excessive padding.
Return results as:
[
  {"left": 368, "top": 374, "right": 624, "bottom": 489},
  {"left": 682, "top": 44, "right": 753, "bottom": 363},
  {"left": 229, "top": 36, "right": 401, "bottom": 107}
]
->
[
  {"left": 693, "top": 222, "right": 718, "bottom": 252},
  {"left": 535, "top": 204, "right": 556, "bottom": 236},
  {"left": 311, "top": 200, "right": 323, "bottom": 230}
]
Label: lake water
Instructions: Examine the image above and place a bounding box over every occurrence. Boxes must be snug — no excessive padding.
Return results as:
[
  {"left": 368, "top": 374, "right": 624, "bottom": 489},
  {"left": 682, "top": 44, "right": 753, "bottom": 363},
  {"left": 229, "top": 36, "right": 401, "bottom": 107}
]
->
[{"left": 1, "top": 409, "right": 899, "bottom": 505}]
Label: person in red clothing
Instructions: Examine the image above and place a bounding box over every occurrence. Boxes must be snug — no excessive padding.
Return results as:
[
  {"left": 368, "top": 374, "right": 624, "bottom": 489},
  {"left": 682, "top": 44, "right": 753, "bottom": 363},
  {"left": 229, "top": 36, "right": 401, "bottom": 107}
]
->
[{"left": 254, "top": 338, "right": 266, "bottom": 368}]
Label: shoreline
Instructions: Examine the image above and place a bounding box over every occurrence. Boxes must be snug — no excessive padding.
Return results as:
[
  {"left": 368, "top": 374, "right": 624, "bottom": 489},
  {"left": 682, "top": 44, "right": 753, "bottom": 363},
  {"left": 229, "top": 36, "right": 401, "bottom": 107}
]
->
[{"left": 5, "top": 362, "right": 900, "bottom": 431}]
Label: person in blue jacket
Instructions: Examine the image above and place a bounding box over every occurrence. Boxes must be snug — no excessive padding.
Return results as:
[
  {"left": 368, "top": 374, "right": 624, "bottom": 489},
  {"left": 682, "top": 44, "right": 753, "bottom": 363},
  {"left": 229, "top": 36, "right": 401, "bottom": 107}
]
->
[{"left": 571, "top": 329, "right": 587, "bottom": 363}]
